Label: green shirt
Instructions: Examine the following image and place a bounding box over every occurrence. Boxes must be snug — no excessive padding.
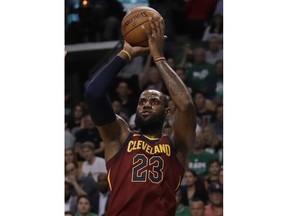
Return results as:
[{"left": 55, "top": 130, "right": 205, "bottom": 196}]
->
[
  {"left": 175, "top": 204, "right": 191, "bottom": 216},
  {"left": 75, "top": 213, "right": 98, "bottom": 216},
  {"left": 186, "top": 62, "right": 215, "bottom": 96},
  {"left": 215, "top": 77, "right": 223, "bottom": 99},
  {"left": 188, "top": 151, "right": 218, "bottom": 177}
]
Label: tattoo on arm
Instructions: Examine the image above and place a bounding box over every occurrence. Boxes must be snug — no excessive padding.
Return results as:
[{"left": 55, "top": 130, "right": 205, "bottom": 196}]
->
[{"left": 156, "top": 61, "right": 185, "bottom": 97}]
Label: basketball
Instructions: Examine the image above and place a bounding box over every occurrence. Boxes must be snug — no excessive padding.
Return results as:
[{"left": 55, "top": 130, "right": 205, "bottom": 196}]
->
[{"left": 121, "top": 6, "right": 162, "bottom": 47}]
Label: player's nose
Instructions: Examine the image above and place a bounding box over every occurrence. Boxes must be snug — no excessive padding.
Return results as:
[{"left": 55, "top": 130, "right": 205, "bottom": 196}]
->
[{"left": 143, "top": 100, "right": 152, "bottom": 108}]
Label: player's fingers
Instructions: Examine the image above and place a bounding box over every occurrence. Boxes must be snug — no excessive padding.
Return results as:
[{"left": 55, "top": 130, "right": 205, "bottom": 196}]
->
[
  {"left": 141, "top": 24, "right": 148, "bottom": 34},
  {"left": 159, "top": 17, "right": 165, "bottom": 36},
  {"left": 148, "top": 17, "right": 157, "bottom": 38},
  {"left": 152, "top": 16, "right": 161, "bottom": 36}
]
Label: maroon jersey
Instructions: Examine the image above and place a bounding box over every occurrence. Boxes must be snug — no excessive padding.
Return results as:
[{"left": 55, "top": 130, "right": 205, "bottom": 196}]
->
[{"left": 105, "top": 131, "right": 185, "bottom": 216}]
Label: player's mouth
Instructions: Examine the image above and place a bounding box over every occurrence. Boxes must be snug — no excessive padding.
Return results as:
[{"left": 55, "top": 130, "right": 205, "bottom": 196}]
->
[{"left": 141, "top": 110, "right": 152, "bottom": 116}]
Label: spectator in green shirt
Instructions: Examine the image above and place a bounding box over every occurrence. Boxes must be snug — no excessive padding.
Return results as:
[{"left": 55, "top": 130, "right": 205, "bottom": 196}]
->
[
  {"left": 75, "top": 195, "right": 98, "bottom": 216},
  {"left": 186, "top": 47, "right": 216, "bottom": 99},
  {"left": 175, "top": 189, "right": 191, "bottom": 216}
]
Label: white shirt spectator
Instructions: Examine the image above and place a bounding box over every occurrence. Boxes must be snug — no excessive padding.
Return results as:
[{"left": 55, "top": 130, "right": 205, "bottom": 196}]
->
[
  {"left": 99, "top": 192, "right": 109, "bottom": 216},
  {"left": 82, "top": 156, "right": 107, "bottom": 182}
]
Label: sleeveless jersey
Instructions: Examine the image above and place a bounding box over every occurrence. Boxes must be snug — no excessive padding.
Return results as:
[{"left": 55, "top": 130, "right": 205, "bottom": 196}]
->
[{"left": 105, "top": 131, "right": 185, "bottom": 216}]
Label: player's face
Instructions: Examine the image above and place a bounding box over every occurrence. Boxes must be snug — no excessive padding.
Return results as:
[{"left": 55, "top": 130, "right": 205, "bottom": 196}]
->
[
  {"left": 77, "top": 197, "right": 91, "bottom": 214},
  {"left": 191, "top": 201, "right": 204, "bottom": 216},
  {"left": 135, "top": 90, "right": 167, "bottom": 129}
]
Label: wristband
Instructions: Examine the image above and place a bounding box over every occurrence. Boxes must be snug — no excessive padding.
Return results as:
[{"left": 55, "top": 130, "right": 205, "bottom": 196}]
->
[
  {"left": 121, "top": 50, "right": 132, "bottom": 62},
  {"left": 154, "top": 57, "right": 166, "bottom": 63}
]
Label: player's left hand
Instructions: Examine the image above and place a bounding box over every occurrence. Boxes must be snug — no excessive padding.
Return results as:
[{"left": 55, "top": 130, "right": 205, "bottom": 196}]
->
[{"left": 123, "top": 41, "right": 149, "bottom": 59}]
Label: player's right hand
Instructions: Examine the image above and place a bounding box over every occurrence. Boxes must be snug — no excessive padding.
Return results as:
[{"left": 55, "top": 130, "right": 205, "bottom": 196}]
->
[{"left": 123, "top": 41, "right": 149, "bottom": 59}]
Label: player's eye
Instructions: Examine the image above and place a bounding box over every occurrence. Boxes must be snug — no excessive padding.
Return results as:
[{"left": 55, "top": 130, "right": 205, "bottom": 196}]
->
[
  {"left": 151, "top": 99, "right": 160, "bottom": 105},
  {"left": 139, "top": 100, "right": 146, "bottom": 105}
]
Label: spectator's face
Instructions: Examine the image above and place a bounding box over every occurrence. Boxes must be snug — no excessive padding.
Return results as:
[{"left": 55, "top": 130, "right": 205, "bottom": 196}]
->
[
  {"left": 74, "top": 105, "right": 83, "bottom": 119},
  {"left": 112, "top": 100, "right": 122, "bottom": 114},
  {"left": 175, "top": 68, "right": 187, "bottom": 82},
  {"left": 209, "top": 38, "right": 220, "bottom": 51},
  {"left": 194, "top": 93, "right": 206, "bottom": 109},
  {"left": 195, "top": 132, "right": 206, "bottom": 149},
  {"left": 219, "top": 170, "right": 223, "bottom": 184},
  {"left": 209, "top": 162, "right": 221, "bottom": 176},
  {"left": 82, "top": 115, "right": 95, "bottom": 129},
  {"left": 167, "top": 58, "right": 175, "bottom": 69},
  {"left": 184, "top": 171, "right": 197, "bottom": 186},
  {"left": 77, "top": 197, "right": 91, "bottom": 214},
  {"left": 213, "top": 207, "right": 223, "bottom": 216},
  {"left": 190, "top": 200, "right": 204, "bottom": 216},
  {"left": 116, "top": 82, "right": 130, "bottom": 96},
  {"left": 194, "top": 49, "right": 205, "bottom": 64},
  {"left": 215, "top": 61, "right": 223, "bottom": 76},
  {"left": 82, "top": 147, "right": 94, "bottom": 161},
  {"left": 203, "top": 126, "right": 213, "bottom": 142},
  {"left": 97, "top": 173, "right": 109, "bottom": 193},
  {"left": 66, "top": 163, "right": 77, "bottom": 176},
  {"left": 216, "top": 106, "right": 223, "bottom": 122},
  {"left": 65, "top": 149, "right": 74, "bottom": 164},
  {"left": 209, "top": 191, "right": 223, "bottom": 205}
]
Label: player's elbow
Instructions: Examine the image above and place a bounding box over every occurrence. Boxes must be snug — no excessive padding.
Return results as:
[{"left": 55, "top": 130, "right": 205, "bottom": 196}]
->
[
  {"left": 178, "top": 97, "right": 194, "bottom": 112},
  {"left": 85, "top": 83, "right": 102, "bottom": 102}
]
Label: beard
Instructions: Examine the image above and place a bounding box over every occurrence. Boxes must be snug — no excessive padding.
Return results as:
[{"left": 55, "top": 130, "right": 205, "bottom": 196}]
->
[{"left": 134, "top": 110, "right": 166, "bottom": 134}]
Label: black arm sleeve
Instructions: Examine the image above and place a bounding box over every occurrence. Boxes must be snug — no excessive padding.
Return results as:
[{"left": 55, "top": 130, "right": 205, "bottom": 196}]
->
[{"left": 85, "top": 56, "right": 127, "bottom": 126}]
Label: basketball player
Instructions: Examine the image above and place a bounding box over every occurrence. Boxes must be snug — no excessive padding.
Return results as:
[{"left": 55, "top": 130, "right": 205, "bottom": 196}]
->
[{"left": 85, "top": 16, "right": 196, "bottom": 216}]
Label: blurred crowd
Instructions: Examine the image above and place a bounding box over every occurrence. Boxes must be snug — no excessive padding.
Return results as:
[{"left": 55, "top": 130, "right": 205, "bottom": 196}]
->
[{"left": 65, "top": 0, "right": 223, "bottom": 215}]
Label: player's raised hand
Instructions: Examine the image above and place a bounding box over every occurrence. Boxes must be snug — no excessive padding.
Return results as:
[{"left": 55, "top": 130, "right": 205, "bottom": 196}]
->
[{"left": 142, "top": 16, "right": 165, "bottom": 59}]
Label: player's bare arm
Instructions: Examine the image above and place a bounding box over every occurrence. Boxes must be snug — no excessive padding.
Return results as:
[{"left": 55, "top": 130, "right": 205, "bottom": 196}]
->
[{"left": 144, "top": 16, "right": 196, "bottom": 167}]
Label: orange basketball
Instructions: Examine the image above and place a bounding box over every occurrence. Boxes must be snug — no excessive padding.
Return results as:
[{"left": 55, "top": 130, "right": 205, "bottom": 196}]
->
[{"left": 121, "top": 6, "right": 162, "bottom": 47}]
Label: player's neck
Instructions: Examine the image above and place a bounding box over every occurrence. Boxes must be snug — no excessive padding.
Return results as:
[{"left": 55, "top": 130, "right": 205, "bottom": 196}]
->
[{"left": 141, "top": 129, "right": 162, "bottom": 139}]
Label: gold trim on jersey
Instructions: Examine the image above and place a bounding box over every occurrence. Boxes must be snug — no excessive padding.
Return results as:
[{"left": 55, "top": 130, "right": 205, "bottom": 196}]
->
[
  {"left": 175, "top": 176, "right": 182, "bottom": 191},
  {"left": 133, "top": 133, "right": 160, "bottom": 140},
  {"left": 107, "top": 170, "right": 112, "bottom": 191},
  {"left": 142, "top": 134, "right": 160, "bottom": 140}
]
